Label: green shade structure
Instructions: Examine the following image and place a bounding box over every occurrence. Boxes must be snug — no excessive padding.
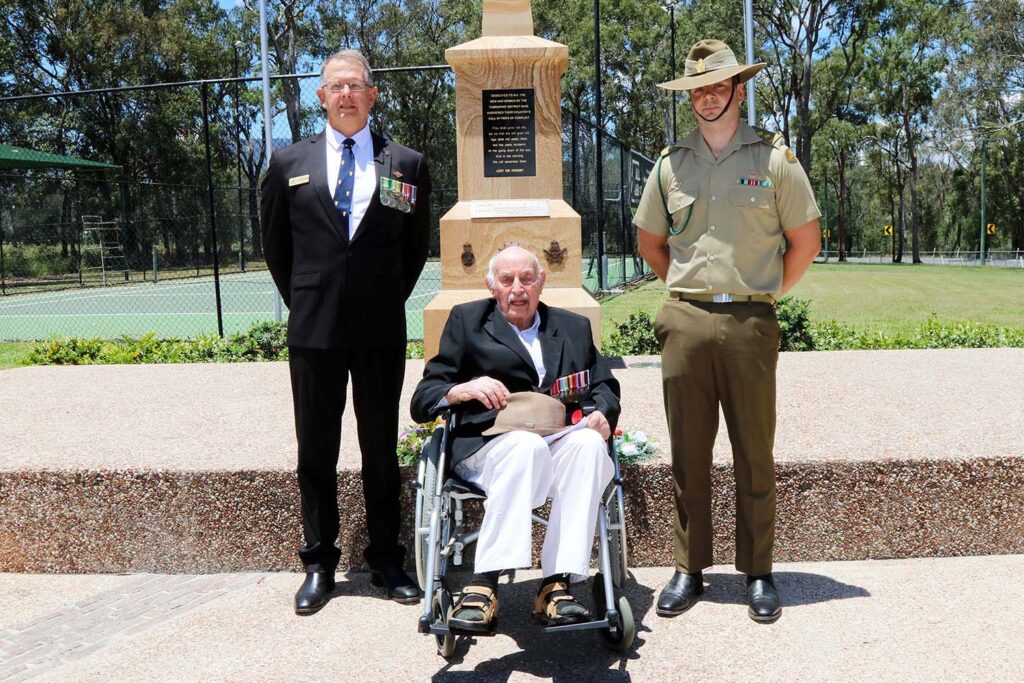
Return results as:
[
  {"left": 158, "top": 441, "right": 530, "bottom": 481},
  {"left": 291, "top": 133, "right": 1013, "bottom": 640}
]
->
[{"left": 0, "top": 144, "right": 119, "bottom": 171}]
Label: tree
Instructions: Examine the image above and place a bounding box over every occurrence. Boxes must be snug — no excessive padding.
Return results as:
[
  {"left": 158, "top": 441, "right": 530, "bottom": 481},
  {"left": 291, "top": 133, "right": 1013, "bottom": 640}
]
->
[
  {"left": 755, "top": 0, "right": 876, "bottom": 176},
  {"left": 861, "top": 0, "right": 966, "bottom": 262}
]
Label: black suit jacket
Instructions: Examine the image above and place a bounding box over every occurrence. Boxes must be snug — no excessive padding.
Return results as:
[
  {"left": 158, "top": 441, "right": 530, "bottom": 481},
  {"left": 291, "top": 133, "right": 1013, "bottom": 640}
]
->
[
  {"left": 261, "top": 130, "right": 431, "bottom": 349},
  {"left": 410, "top": 299, "right": 621, "bottom": 466}
]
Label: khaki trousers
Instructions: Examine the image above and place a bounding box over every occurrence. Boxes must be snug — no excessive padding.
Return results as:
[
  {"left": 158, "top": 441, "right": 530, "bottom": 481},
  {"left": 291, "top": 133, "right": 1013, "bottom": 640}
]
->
[{"left": 654, "top": 298, "right": 779, "bottom": 576}]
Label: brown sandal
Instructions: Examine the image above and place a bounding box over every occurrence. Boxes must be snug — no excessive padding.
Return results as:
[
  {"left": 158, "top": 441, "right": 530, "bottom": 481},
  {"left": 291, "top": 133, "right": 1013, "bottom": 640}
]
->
[
  {"left": 533, "top": 580, "right": 591, "bottom": 626},
  {"left": 449, "top": 583, "right": 499, "bottom": 633}
]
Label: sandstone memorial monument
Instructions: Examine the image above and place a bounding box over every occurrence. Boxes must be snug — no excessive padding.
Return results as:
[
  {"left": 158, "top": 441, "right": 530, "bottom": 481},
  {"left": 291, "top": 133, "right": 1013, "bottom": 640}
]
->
[{"left": 421, "top": 0, "right": 600, "bottom": 359}]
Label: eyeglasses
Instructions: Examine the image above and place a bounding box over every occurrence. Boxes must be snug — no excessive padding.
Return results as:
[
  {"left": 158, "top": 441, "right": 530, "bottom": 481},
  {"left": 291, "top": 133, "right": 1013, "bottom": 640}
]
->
[{"left": 324, "top": 82, "right": 370, "bottom": 94}]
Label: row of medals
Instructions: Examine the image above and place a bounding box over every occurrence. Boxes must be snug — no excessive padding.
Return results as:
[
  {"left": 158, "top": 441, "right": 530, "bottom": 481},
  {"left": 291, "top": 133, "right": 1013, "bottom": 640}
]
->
[{"left": 381, "top": 178, "right": 415, "bottom": 213}]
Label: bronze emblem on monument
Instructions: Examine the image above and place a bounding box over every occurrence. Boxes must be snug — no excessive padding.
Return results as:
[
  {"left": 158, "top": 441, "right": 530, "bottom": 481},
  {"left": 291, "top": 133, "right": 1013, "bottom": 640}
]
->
[
  {"left": 544, "top": 241, "right": 566, "bottom": 264},
  {"left": 461, "top": 243, "right": 475, "bottom": 267}
]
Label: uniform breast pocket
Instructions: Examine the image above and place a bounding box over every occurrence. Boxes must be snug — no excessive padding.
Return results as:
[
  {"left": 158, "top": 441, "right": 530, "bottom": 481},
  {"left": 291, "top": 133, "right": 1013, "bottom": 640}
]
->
[
  {"left": 666, "top": 186, "right": 698, "bottom": 233},
  {"left": 728, "top": 185, "right": 774, "bottom": 210}
]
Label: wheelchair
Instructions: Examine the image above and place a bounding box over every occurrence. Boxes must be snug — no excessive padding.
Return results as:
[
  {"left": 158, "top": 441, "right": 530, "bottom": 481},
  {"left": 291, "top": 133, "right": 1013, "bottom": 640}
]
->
[{"left": 413, "top": 408, "right": 635, "bottom": 657}]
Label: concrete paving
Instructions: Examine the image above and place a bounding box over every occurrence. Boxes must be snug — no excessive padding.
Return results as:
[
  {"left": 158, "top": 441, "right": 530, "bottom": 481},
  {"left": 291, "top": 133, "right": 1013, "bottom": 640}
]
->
[
  {"left": 2, "top": 348, "right": 1023, "bottom": 471},
  {"left": 1, "top": 555, "right": 1022, "bottom": 682}
]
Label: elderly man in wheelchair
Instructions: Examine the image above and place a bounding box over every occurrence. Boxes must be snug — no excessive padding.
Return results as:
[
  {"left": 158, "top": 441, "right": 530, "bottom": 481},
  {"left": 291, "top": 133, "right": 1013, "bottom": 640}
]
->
[{"left": 410, "top": 246, "right": 627, "bottom": 644}]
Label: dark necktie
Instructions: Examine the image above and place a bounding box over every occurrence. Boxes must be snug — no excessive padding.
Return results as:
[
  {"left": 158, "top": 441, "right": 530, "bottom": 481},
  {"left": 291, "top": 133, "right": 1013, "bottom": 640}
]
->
[{"left": 334, "top": 138, "right": 355, "bottom": 229}]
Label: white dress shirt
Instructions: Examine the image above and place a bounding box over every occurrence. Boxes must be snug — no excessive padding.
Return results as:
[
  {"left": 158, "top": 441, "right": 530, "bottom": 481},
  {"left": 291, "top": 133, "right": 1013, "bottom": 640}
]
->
[
  {"left": 509, "top": 312, "right": 545, "bottom": 385},
  {"left": 325, "top": 123, "right": 375, "bottom": 239}
]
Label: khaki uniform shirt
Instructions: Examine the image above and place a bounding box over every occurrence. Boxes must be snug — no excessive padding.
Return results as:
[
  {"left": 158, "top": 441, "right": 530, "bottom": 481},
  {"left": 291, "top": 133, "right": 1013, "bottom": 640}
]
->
[{"left": 633, "top": 122, "right": 820, "bottom": 295}]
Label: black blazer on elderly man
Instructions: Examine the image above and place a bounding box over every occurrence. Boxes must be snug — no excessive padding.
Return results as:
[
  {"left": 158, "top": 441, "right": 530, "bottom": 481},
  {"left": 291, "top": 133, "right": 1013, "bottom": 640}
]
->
[
  {"left": 261, "top": 129, "right": 430, "bottom": 573},
  {"left": 411, "top": 299, "right": 621, "bottom": 468}
]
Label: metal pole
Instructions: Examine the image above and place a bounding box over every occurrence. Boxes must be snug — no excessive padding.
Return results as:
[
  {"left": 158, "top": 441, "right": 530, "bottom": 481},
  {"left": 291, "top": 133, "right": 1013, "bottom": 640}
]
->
[
  {"left": 201, "top": 82, "right": 226, "bottom": 338},
  {"left": 258, "top": 0, "right": 274, "bottom": 164},
  {"left": 259, "top": 0, "right": 282, "bottom": 319},
  {"left": 593, "top": 0, "right": 606, "bottom": 292},
  {"left": 743, "top": 0, "right": 756, "bottom": 126},
  {"left": 118, "top": 178, "right": 130, "bottom": 282},
  {"left": 234, "top": 41, "right": 246, "bottom": 273},
  {"left": 620, "top": 146, "right": 627, "bottom": 283},
  {"left": 152, "top": 244, "right": 158, "bottom": 284},
  {"left": 669, "top": 3, "right": 676, "bottom": 141},
  {"left": 0, "top": 208, "right": 6, "bottom": 296},
  {"left": 821, "top": 180, "right": 828, "bottom": 262},
  {"left": 980, "top": 138, "right": 987, "bottom": 266}
]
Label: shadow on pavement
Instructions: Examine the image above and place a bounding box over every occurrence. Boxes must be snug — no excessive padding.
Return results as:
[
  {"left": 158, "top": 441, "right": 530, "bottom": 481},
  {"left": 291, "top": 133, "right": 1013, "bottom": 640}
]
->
[
  {"left": 430, "top": 573, "right": 655, "bottom": 682},
  {"left": 699, "top": 571, "right": 870, "bottom": 607}
]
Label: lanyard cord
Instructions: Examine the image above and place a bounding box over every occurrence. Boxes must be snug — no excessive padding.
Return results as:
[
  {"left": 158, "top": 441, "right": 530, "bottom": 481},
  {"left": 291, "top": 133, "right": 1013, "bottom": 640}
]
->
[{"left": 657, "top": 154, "right": 693, "bottom": 236}]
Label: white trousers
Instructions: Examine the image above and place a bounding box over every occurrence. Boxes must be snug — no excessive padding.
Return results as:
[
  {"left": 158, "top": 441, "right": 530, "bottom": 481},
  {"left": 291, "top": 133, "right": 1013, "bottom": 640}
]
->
[{"left": 453, "top": 428, "right": 614, "bottom": 582}]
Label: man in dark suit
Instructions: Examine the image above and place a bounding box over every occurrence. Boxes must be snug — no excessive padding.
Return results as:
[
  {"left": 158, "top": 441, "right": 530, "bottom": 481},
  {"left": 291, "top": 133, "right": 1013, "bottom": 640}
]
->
[
  {"left": 261, "top": 49, "right": 430, "bottom": 615},
  {"left": 411, "top": 246, "right": 620, "bottom": 632}
]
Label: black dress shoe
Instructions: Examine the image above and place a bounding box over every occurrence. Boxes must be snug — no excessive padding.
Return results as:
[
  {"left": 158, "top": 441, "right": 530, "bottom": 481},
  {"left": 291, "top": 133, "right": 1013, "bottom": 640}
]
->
[
  {"left": 294, "top": 571, "right": 335, "bottom": 616},
  {"left": 370, "top": 564, "right": 423, "bottom": 605},
  {"left": 747, "top": 574, "right": 782, "bottom": 623},
  {"left": 656, "top": 571, "right": 704, "bottom": 617}
]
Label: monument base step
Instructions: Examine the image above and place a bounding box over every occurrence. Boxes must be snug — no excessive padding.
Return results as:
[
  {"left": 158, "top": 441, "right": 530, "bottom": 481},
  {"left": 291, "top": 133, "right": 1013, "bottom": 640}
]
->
[{"left": 2, "top": 456, "right": 1021, "bottom": 573}]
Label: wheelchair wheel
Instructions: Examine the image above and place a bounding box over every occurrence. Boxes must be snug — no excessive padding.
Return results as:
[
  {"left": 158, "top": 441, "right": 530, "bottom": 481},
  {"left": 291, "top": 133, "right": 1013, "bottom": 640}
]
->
[
  {"left": 415, "top": 427, "right": 444, "bottom": 591},
  {"left": 606, "top": 490, "right": 629, "bottom": 589},
  {"left": 592, "top": 573, "right": 636, "bottom": 653},
  {"left": 432, "top": 587, "right": 457, "bottom": 658}
]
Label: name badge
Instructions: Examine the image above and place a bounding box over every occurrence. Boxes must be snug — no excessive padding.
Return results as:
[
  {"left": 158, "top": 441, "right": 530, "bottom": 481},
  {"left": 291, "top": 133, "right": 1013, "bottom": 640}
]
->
[
  {"left": 380, "top": 177, "right": 417, "bottom": 214},
  {"left": 289, "top": 174, "right": 310, "bottom": 187}
]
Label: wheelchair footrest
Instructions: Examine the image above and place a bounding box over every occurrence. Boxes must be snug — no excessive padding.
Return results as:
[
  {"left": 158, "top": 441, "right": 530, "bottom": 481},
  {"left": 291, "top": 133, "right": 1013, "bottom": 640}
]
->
[
  {"left": 543, "top": 619, "right": 610, "bottom": 634},
  {"left": 428, "top": 622, "right": 497, "bottom": 638}
]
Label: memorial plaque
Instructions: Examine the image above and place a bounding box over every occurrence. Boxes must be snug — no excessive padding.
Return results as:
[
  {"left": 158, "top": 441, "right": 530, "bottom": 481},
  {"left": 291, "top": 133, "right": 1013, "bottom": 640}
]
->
[{"left": 482, "top": 88, "right": 537, "bottom": 177}]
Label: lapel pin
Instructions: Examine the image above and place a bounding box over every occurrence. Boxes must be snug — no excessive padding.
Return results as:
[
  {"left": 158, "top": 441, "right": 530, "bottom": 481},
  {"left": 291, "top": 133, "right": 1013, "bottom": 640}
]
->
[{"left": 393, "top": 170, "right": 404, "bottom": 179}]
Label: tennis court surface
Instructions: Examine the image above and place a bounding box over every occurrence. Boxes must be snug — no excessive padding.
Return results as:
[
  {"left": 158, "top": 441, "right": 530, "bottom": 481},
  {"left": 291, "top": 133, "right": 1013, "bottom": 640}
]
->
[{"left": 0, "top": 257, "right": 645, "bottom": 341}]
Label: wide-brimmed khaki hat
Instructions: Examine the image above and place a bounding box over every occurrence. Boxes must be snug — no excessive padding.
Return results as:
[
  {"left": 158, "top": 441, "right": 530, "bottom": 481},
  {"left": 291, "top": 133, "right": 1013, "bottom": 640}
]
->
[
  {"left": 658, "top": 39, "right": 766, "bottom": 92},
  {"left": 482, "top": 392, "right": 566, "bottom": 437}
]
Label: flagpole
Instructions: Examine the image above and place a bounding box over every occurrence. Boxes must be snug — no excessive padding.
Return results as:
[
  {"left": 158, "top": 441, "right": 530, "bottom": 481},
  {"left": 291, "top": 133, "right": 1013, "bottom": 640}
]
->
[{"left": 743, "top": 0, "right": 756, "bottom": 126}]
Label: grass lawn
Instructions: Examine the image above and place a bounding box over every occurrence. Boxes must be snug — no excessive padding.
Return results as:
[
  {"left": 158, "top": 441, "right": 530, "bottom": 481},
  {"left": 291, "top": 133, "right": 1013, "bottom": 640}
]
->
[
  {"left": 600, "top": 263, "right": 1024, "bottom": 339},
  {"left": 0, "top": 342, "right": 34, "bottom": 370}
]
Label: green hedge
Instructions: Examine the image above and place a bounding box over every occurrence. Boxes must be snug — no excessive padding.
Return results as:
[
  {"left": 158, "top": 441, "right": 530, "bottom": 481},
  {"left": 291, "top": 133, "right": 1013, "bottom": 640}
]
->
[
  {"left": 26, "top": 322, "right": 429, "bottom": 365},
  {"left": 24, "top": 300, "right": 1024, "bottom": 366},
  {"left": 602, "top": 297, "right": 1024, "bottom": 355}
]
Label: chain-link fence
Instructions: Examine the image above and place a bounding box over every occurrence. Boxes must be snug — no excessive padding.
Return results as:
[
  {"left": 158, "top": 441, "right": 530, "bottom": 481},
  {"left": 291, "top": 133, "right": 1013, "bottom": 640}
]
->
[{"left": 0, "top": 69, "right": 651, "bottom": 342}]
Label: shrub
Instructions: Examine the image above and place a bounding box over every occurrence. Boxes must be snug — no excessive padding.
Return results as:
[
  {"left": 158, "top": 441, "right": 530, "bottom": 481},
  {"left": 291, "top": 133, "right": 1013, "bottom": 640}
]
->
[
  {"left": 406, "top": 341, "right": 424, "bottom": 359},
  {"left": 603, "top": 311, "right": 660, "bottom": 356},
  {"left": 775, "top": 296, "right": 815, "bottom": 351},
  {"left": 396, "top": 417, "right": 443, "bottom": 466},
  {"left": 228, "top": 321, "right": 289, "bottom": 361},
  {"left": 27, "top": 337, "right": 106, "bottom": 365},
  {"left": 26, "top": 321, "right": 436, "bottom": 366}
]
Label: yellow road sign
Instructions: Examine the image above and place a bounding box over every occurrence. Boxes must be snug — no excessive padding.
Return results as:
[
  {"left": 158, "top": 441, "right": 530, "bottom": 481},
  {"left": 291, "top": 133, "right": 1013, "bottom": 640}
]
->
[
  {"left": 884, "top": 224, "right": 894, "bottom": 236},
  {"left": 823, "top": 229, "right": 831, "bottom": 238},
  {"left": 987, "top": 223, "right": 997, "bottom": 235}
]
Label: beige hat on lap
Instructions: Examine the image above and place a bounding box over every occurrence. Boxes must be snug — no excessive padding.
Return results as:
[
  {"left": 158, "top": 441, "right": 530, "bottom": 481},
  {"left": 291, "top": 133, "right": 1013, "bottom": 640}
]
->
[
  {"left": 482, "top": 392, "right": 567, "bottom": 436},
  {"left": 658, "top": 39, "right": 766, "bottom": 92}
]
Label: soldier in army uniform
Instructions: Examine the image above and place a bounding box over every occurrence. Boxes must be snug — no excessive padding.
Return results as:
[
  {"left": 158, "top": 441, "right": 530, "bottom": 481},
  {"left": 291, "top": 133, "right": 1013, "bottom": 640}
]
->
[{"left": 633, "top": 39, "right": 821, "bottom": 623}]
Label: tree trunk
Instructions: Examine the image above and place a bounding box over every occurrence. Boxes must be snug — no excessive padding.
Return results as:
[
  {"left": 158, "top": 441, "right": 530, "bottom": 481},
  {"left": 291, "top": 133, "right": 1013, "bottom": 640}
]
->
[
  {"left": 796, "top": 11, "right": 816, "bottom": 175},
  {"left": 838, "top": 146, "right": 847, "bottom": 262},
  {"left": 1015, "top": 188, "right": 1024, "bottom": 251},
  {"left": 895, "top": 155, "right": 905, "bottom": 264},
  {"left": 902, "top": 96, "right": 922, "bottom": 263}
]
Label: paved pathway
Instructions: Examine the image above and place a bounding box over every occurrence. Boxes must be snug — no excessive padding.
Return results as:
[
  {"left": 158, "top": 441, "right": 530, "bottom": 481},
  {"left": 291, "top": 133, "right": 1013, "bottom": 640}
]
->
[{"left": 1, "top": 556, "right": 1022, "bottom": 681}]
